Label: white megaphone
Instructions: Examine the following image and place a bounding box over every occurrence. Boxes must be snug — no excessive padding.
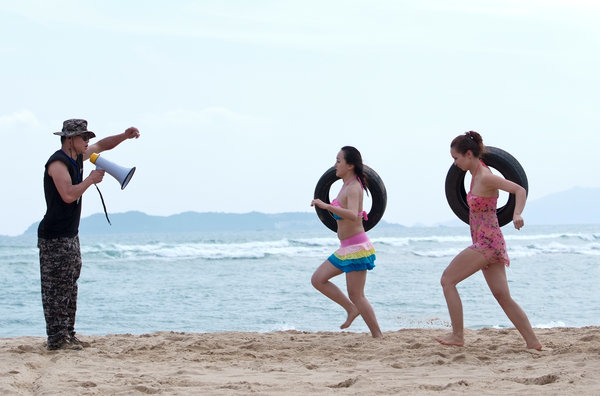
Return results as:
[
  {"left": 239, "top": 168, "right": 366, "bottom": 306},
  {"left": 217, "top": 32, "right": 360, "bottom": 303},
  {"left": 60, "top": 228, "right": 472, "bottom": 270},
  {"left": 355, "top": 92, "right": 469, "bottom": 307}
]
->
[{"left": 89, "top": 153, "right": 136, "bottom": 190}]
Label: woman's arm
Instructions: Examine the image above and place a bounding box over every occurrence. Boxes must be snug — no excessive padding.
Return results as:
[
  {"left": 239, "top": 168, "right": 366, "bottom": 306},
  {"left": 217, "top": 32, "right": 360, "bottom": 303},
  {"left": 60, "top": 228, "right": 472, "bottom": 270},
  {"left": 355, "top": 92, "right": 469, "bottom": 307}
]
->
[
  {"left": 481, "top": 173, "right": 526, "bottom": 229},
  {"left": 343, "top": 183, "right": 363, "bottom": 220},
  {"left": 311, "top": 184, "right": 363, "bottom": 220}
]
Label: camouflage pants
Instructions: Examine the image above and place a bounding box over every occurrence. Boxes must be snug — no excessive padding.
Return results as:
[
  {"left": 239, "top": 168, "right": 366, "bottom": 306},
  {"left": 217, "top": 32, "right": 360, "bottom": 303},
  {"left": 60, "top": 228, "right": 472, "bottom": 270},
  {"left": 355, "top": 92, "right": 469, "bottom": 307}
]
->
[{"left": 38, "top": 236, "right": 82, "bottom": 347}]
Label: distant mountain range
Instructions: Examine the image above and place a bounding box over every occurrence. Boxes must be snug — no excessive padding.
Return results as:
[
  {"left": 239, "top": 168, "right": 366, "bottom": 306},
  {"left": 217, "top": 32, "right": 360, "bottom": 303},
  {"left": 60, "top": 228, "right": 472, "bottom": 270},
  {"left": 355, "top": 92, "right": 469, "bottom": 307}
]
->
[
  {"left": 21, "top": 187, "right": 600, "bottom": 235},
  {"left": 522, "top": 187, "right": 600, "bottom": 225},
  {"left": 24, "top": 211, "right": 341, "bottom": 235},
  {"left": 439, "top": 186, "right": 600, "bottom": 227}
]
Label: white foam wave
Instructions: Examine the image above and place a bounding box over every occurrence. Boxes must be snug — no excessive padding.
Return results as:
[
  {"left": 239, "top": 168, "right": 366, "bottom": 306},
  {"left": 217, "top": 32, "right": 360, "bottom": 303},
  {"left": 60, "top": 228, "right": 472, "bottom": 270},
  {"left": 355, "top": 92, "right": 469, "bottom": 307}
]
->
[
  {"left": 374, "top": 235, "right": 471, "bottom": 246},
  {"left": 534, "top": 321, "right": 567, "bottom": 329},
  {"left": 411, "top": 249, "right": 462, "bottom": 258},
  {"left": 85, "top": 238, "right": 336, "bottom": 261},
  {"left": 506, "top": 232, "right": 600, "bottom": 242},
  {"left": 78, "top": 230, "right": 600, "bottom": 261},
  {"left": 522, "top": 242, "right": 600, "bottom": 256}
]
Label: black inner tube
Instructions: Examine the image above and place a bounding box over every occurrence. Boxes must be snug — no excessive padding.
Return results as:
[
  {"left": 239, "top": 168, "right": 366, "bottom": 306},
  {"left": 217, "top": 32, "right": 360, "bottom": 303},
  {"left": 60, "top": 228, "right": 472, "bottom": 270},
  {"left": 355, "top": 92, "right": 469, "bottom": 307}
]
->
[
  {"left": 445, "top": 146, "right": 528, "bottom": 227},
  {"left": 314, "top": 165, "right": 387, "bottom": 232}
]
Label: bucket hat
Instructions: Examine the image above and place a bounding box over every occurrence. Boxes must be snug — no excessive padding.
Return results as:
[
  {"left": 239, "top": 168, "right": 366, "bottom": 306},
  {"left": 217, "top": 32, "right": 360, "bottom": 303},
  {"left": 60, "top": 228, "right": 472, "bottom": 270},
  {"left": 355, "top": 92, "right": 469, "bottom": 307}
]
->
[{"left": 54, "top": 119, "right": 96, "bottom": 138}]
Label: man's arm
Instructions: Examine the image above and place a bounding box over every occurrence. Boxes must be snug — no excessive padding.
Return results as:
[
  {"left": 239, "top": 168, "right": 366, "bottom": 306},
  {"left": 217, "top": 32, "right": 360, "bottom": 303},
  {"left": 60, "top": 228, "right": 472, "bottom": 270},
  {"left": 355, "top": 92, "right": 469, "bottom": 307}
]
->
[
  {"left": 83, "top": 127, "right": 140, "bottom": 161},
  {"left": 47, "top": 161, "right": 105, "bottom": 203}
]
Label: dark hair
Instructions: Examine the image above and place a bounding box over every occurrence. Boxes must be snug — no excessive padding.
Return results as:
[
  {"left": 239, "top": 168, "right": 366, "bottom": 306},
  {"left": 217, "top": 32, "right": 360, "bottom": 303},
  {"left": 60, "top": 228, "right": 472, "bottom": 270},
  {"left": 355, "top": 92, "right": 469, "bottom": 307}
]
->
[
  {"left": 341, "top": 146, "right": 369, "bottom": 195},
  {"left": 450, "top": 131, "right": 486, "bottom": 157}
]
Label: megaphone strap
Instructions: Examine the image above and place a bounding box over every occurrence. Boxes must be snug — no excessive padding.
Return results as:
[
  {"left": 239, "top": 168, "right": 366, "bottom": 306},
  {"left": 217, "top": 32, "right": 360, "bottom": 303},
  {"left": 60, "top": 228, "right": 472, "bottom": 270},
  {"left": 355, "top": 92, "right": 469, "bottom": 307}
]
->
[{"left": 94, "top": 184, "right": 112, "bottom": 226}]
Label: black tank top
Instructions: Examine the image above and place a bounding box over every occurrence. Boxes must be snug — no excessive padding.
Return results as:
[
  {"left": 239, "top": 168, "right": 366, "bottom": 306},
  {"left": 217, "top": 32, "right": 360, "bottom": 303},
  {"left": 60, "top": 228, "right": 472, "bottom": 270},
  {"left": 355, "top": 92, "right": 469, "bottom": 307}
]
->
[{"left": 37, "top": 150, "right": 84, "bottom": 239}]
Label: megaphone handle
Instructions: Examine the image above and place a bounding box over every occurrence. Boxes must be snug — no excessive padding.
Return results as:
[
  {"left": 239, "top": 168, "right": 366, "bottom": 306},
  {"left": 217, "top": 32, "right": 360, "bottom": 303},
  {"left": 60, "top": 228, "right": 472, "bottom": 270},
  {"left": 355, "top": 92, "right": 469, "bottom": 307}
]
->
[{"left": 94, "top": 184, "right": 112, "bottom": 226}]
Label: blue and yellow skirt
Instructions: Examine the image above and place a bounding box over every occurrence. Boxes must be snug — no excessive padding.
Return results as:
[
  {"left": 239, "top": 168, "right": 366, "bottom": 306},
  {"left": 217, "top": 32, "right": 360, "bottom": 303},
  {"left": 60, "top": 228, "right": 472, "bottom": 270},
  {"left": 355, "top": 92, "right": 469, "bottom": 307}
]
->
[{"left": 328, "top": 232, "right": 376, "bottom": 273}]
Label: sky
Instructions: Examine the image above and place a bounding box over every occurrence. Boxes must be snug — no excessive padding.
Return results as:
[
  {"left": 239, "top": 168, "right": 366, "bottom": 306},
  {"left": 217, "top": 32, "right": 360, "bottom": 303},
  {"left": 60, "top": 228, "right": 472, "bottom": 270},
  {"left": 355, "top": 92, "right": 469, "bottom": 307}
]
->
[{"left": 1, "top": 0, "right": 599, "bottom": 236}]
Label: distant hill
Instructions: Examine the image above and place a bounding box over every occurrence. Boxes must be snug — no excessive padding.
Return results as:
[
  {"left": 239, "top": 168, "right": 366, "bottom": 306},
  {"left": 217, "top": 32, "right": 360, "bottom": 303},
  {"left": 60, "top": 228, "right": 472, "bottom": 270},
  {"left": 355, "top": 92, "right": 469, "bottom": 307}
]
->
[
  {"left": 24, "top": 211, "right": 323, "bottom": 235},
  {"left": 21, "top": 187, "right": 600, "bottom": 235},
  {"left": 24, "top": 211, "right": 405, "bottom": 235},
  {"left": 524, "top": 187, "right": 600, "bottom": 225},
  {"left": 439, "top": 186, "right": 600, "bottom": 226}
]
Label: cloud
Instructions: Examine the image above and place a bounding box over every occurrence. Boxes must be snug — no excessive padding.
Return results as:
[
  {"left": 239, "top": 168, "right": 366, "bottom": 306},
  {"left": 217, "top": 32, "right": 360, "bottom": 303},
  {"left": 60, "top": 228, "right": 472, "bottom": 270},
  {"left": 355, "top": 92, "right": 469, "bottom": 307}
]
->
[
  {"left": 0, "top": 110, "right": 40, "bottom": 132},
  {"left": 143, "top": 107, "right": 272, "bottom": 131},
  {"left": 0, "top": 1, "right": 439, "bottom": 50},
  {"left": 4, "top": 0, "right": 596, "bottom": 55}
]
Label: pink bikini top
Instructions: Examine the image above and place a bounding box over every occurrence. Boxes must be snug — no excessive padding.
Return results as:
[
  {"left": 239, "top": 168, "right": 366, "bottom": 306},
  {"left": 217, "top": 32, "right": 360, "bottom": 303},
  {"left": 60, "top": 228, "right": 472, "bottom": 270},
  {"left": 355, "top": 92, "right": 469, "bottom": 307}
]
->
[{"left": 330, "top": 177, "right": 368, "bottom": 221}]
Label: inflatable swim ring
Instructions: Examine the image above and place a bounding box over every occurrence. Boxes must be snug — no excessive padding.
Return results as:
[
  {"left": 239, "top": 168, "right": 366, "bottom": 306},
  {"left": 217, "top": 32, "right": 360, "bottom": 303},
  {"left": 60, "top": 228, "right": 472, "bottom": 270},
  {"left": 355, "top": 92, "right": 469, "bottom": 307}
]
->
[
  {"left": 445, "top": 146, "right": 528, "bottom": 227},
  {"left": 314, "top": 165, "right": 387, "bottom": 232}
]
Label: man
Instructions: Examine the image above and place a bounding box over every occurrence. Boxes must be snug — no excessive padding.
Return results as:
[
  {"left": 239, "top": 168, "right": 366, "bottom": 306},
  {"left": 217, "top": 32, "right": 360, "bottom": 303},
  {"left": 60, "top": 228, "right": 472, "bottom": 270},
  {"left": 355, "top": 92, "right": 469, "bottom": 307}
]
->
[{"left": 37, "top": 119, "right": 140, "bottom": 351}]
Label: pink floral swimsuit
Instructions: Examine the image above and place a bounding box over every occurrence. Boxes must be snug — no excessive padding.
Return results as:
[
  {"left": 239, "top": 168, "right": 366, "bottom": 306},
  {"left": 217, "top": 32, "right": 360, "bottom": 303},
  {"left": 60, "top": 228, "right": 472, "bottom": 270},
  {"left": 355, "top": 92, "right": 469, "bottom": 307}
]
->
[{"left": 467, "top": 161, "right": 510, "bottom": 267}]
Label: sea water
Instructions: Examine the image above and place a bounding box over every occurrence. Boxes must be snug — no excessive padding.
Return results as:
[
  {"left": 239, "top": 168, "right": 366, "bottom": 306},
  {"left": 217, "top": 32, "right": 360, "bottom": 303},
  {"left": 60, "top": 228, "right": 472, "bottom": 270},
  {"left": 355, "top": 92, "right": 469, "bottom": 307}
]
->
[{"left": 1, "top": 224, "right": 599, "bottom": 338}]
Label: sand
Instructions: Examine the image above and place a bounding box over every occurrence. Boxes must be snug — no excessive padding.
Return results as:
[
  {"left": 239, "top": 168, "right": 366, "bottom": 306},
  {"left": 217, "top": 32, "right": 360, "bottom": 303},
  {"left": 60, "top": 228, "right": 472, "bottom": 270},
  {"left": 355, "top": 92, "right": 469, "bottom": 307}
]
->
[{"left": 1, "top": 327, "right": 599, "bottom": 395}]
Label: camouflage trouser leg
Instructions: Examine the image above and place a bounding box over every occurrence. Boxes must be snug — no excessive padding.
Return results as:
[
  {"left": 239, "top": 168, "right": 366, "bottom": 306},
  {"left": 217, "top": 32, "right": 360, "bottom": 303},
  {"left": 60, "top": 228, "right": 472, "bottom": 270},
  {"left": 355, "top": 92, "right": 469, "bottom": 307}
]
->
[{"left": 38, "top": 236, "right": 82, "bottom": 347}]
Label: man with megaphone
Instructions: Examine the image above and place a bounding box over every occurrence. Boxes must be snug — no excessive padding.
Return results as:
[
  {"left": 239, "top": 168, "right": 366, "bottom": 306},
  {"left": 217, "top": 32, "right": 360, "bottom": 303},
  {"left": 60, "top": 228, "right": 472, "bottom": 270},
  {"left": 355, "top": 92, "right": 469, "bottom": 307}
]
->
[{"left": 37, "top": 119, "right": 140, "bottom": 351}]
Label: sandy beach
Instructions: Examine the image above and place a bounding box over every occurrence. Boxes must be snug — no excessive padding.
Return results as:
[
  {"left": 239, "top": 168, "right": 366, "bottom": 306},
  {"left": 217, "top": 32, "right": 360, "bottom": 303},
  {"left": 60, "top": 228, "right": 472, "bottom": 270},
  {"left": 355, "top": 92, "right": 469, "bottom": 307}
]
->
[{"left": 1, "top": 327, "right": 599, "bottom": 395}]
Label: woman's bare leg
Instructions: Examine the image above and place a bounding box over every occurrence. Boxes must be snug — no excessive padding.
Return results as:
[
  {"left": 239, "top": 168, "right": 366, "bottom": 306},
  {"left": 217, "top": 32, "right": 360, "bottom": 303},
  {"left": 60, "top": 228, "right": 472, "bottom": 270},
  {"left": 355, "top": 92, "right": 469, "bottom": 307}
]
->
[
  {"left": 311, "top": 261, "right": 359, "bottom": 328},
  {"left": 482, "top": 263, "right": 542, "bottom": 350},
  {"left": 346, "top": 270, "right": 383, "bottom": 338},
  {"left": 436, "top": 248, "right": 488, "bottom": 346}
]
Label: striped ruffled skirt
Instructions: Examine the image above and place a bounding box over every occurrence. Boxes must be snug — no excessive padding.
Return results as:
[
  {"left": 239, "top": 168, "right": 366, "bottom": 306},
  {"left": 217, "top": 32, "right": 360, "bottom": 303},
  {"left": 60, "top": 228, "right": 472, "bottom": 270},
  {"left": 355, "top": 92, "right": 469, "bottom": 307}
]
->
[{"left": 328, "top": 232, "right": 376, "bottom": 273}]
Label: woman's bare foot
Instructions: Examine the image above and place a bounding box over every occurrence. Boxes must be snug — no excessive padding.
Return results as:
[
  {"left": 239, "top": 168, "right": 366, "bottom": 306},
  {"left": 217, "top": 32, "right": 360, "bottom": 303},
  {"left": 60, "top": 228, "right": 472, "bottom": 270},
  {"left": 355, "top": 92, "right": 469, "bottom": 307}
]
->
[
  {"left": 341, "top": 307, "right": 360, "bottom": 329},
  {"left": 435, "top": 334, "right": 464, "bottom": 347},
  {"left": 527, "top": 342, "right": 542, "bottom": 351}
]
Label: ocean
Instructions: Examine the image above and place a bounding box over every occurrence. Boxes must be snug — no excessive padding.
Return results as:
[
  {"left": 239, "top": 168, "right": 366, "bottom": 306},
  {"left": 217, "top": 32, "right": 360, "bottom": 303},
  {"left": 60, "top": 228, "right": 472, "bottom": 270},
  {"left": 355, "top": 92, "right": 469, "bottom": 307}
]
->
[{"left": 1, "top": 224, "right": 599, "bottom": 338}]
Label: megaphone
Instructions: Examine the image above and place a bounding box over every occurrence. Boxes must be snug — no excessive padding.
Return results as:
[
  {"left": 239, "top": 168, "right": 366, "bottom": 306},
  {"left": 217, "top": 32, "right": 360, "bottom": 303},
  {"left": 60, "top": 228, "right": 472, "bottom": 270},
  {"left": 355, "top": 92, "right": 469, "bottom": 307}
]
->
[{"left": 89, "top": 153, "right": 136, "bottom": 189}]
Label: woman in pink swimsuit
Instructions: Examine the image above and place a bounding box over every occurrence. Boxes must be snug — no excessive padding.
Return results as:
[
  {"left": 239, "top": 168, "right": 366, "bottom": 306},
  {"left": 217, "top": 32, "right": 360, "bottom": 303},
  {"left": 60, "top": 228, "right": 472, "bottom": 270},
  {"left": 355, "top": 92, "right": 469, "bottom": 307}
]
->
[
  {"left": 436, "top": 131, "right": 542, "bottom": 350},
  {"left": 311, "top": 146, "right": 383, "bottom": 338}
]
